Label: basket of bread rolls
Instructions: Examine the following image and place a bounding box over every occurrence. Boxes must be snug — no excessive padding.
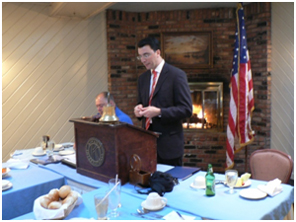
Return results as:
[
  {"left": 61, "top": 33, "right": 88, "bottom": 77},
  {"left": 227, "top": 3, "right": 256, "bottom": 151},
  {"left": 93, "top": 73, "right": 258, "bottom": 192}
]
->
[{"left": 33, "top": 185, "right": 81, "bottom": 220}]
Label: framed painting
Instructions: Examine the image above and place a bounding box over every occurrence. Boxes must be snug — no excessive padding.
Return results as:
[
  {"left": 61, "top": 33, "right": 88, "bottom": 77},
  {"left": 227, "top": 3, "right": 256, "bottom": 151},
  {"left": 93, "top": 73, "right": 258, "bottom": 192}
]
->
[{"left": 161, "top": 31, "right": 213, "bottom": 69}]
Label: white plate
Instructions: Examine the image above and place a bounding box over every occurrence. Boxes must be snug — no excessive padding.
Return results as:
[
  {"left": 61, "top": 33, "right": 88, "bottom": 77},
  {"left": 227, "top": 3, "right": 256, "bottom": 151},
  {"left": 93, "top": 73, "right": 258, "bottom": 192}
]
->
[
  {"left": 2, "top": 180, "right": 13, "bottom": 191},
  {"left": 235, "top": 180, "right": 252, "bottom": 188},
  {"left": 53, "top": 144, "right": 64, "bottom": 151},
  {"left": 239, "top": 188, "right": 267, "bottom": 200},
  {"left": 141, "top": 199, "right": 166, "bottom": 211},
  {"left": 190, "top": 182, "right": 205, "bottom": 189},
  {"left": 59, "top": 150, "right": 75, "bottom": 156},
  {"left": 32, "top": 151, "right": 47, "bottom": 156},
  {"left": 2, "top": 167, "right": 11, "bottom": 178}
]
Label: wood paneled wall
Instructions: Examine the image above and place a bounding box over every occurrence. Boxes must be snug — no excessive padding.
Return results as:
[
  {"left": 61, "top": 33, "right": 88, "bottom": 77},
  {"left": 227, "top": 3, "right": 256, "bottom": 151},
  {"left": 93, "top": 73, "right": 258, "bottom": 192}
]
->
[
  {"left": 271, "top": 2, "right": 294, "bottom": 178},
  {"left": 2, "top": 2, "right": 108, "bottom": 161}
]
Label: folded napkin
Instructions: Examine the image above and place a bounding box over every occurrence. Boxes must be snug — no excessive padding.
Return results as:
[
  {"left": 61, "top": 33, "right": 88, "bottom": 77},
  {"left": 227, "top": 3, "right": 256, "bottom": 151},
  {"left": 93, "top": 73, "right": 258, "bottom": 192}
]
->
[
  {"left": 4, "top": 158, "right": 29, "bottom": 169},
  {"left": 163, "top": 211, "right": 196, "bottom": 220},
  {"left": 257, "top": 178, "right": 283, "bottom": 197}
]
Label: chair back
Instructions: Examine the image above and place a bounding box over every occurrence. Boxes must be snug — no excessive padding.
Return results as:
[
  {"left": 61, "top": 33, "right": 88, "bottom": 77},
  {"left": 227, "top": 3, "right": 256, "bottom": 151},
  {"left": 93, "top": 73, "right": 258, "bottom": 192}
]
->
[{"left": 250, "top": 149, "right": 293, "bottom": 184}]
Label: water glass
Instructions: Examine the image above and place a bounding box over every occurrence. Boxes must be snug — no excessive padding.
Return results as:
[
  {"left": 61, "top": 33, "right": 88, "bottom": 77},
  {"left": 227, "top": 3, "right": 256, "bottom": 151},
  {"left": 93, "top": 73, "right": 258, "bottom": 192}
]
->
[
  {"left": 225, "top": 169, "right": 238, "bottom": 194},
  {"left": 48, "top": 140, "right": 55, "bottom": 156},
  {"left": 108, "top": 178, "right": 121, "bottom": 218},
  {"left": 94, "top": 191, "right": 109, "bottom": 220}
]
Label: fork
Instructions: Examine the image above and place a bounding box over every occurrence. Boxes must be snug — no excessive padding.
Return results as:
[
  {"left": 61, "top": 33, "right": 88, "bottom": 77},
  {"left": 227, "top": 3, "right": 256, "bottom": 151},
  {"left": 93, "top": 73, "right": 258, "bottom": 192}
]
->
[{"left": 131, "top": 213, "right": 163, "bottom": 220}]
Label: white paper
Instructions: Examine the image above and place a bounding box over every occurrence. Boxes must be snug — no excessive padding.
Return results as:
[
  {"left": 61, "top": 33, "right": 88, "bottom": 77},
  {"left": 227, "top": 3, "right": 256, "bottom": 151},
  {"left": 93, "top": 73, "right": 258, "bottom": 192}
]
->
[{"left": 163, "top": 211, "right": 195, "bottom": 220}]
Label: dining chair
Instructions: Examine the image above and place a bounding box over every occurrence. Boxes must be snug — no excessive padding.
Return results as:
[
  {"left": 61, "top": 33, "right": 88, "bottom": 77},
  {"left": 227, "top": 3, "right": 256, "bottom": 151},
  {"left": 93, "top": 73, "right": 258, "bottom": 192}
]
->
[{"left": 249, "top": 149, "right": 294, "bottom": 184}]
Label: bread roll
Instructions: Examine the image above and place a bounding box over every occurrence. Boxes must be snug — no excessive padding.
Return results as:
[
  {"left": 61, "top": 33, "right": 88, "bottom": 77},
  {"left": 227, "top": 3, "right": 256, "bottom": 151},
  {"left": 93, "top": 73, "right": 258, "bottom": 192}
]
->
[
  {"left": 48, "top": 201, "right": 62, "bottom": 209},
  {"left": 48, "top": 189, "right": 60, "bottom": 202},
  {"left": 40, "top": 196, "right": 51, "bottom": 209},
  {"left": 62, "top": 191, "right": 78, "bottom": 206},
  {"left": 59, "top": 185, "right": 71, "bottom": 199},
  {"left": 62, "top": 194, "right": 74, "bottom": 205}
]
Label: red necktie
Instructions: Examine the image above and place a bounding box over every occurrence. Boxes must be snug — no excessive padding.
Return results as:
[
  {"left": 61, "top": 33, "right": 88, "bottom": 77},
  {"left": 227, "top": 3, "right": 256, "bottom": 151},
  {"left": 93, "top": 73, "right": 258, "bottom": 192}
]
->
[{"left": 145, "top": 70, "right": 157, "bottom": 130}]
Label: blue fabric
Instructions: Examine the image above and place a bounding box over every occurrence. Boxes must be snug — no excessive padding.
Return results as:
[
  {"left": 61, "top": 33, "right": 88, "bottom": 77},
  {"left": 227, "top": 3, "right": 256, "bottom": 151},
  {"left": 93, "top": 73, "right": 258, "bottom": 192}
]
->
[
  {"left": 13, "top": 188, "right": 200, "bottom": 220},
  {"left": 2, "top": 163, "right": 65, "bottom": 220},
  {"left": 38, "top": 162, "right": 108, "bottom": 189},
  {"left": 121, "top": 171, "right": 294, "bottom": 220},
  {"left": 6, "top": 149, "right": 294, "bottom": 220},
  {"left": 115, "top": 107, "right": 133, "bottom": 125}
]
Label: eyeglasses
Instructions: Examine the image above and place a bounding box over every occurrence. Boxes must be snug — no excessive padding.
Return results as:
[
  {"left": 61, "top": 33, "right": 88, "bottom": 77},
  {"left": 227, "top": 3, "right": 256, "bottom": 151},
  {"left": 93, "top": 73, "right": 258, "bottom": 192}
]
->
[{"left": 136, "top": 53, "right": 152, "bottom": 60}]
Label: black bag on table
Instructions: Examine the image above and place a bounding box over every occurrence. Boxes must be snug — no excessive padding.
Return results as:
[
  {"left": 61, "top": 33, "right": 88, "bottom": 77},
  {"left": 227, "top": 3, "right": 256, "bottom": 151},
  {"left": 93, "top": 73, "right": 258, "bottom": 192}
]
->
[{"left": 135, "top": 171, "right": 178, "bottom": 196}]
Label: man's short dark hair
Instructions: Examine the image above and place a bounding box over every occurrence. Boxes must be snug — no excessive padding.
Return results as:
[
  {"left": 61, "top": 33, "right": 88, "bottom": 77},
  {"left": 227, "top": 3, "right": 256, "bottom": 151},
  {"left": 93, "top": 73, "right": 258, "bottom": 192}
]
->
[{"left": 138, "top": 37, "right": 161, "bottom": 51}]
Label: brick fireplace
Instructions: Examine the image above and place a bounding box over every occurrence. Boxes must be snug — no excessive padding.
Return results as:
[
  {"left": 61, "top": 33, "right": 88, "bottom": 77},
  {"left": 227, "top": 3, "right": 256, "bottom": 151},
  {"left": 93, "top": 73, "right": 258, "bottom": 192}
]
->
[{"left": 106, "top": 2, "right": 271, "bottom": 174}]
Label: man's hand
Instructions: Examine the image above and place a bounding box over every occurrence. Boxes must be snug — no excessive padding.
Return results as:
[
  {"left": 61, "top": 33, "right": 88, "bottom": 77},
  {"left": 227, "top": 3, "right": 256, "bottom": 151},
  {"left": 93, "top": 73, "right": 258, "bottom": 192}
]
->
[
  {"left": 134, "top": 104, "right": 144, "bottom": 117},
  {"left": 139, "top": 106, "right": 161, "bottom": 118}
]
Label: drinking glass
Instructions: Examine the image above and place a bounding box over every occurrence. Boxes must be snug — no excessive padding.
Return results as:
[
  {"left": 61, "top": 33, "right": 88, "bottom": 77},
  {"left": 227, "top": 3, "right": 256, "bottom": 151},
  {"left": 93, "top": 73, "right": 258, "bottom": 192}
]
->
[
  {"left": 225, "top": 169, "right": 238, "bottom": 194},
  {"left": 108, "top": 178, "right": 121, "bottom": 218},
  {"left": 47, "top": 140, "right": 55, "bottom": 156},
  {"left": 94, "top": 191, "right": 109, "bottom": 220}
]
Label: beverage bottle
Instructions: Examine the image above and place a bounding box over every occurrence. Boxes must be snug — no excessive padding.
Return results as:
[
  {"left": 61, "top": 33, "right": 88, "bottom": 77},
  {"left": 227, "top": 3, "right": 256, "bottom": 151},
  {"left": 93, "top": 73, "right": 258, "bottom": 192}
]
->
[{"left": 205, "top": 164, "right": 215, "bottom": 196}]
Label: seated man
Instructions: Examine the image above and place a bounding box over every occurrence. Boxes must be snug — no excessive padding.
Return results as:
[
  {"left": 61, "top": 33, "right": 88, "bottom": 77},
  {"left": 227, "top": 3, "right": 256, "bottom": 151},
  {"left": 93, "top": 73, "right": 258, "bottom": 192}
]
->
[{"left": 95, "top": 92, "right": 133, "bottom": 125}]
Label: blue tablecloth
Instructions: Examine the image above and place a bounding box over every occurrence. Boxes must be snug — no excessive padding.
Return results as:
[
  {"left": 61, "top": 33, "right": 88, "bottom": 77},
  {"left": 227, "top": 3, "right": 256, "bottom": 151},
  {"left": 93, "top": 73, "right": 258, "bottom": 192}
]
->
[
  {"left": 38, "top": 162, "right": 108, "bottom": 189},
  {"left": 13, "top": 187, "right": 200, "bottom": 220},
  {"left": 2, "top": 163, "right": 65, "bottom": 220},
  {"left": 7, "top": 145, "right": 108, "bottom": 189},
  {"left": 5, "top": 146, "right": 294, "bottom": 220},
  {"left": 121, "top": 171, "right": 294, "bottom": 220}
]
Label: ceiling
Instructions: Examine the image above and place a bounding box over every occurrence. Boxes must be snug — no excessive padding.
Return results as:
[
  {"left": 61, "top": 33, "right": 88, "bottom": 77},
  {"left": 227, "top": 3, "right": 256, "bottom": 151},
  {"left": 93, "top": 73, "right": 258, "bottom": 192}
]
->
[{"left": 49, "top": 2, "right": 244, "bottom": 20}]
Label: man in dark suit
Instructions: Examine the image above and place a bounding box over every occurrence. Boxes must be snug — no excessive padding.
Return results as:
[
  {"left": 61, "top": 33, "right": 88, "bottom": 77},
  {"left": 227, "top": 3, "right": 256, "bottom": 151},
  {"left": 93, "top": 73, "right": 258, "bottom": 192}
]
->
[{"left": 134, "top": 37, "right": 192, "bottom": 166}]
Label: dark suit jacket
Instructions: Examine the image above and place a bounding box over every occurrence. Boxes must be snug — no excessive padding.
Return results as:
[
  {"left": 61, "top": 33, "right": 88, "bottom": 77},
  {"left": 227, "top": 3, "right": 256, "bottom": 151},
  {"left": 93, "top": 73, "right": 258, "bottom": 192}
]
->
[{"left": 137, "top": 62, "right": 192, "bottom": 159}]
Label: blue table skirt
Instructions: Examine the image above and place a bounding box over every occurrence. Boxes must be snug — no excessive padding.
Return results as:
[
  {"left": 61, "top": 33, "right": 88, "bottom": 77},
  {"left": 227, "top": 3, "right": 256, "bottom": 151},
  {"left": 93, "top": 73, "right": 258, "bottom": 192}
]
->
[{"left": 2, "top": 163, "right": 65, "bottom": 220}]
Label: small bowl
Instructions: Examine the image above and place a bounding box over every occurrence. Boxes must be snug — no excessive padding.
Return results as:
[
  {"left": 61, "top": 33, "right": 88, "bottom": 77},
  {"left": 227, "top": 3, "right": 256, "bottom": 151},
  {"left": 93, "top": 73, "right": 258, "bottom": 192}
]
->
[{"left": 2, "top": 167, "right": 11, "bottom": 178}]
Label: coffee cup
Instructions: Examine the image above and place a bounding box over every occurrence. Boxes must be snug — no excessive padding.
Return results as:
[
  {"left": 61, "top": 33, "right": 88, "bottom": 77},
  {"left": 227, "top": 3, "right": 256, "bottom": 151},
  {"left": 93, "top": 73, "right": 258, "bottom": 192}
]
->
[
  {"left": 34, "top": 147, "right": 44, "bottom": 155},
  {"left": 145, "top": 192, "right": 166, "bottom": 208},
  {"left": 193, "top": 176, "right": 206, "bottom": 188}
]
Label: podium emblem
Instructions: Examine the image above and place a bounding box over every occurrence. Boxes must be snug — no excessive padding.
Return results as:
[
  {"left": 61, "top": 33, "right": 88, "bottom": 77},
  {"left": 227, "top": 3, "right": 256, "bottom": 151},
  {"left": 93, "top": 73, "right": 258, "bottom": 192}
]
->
[{"left": 85, "top": 137, "right": 105, "bottom": 167}]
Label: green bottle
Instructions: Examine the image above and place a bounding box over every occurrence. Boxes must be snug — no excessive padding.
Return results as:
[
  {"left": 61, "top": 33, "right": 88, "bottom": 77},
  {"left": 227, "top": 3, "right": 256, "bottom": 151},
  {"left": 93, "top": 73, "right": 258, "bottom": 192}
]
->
[{"left": 205, "top": 164, "right": 215, "bottom": 196}]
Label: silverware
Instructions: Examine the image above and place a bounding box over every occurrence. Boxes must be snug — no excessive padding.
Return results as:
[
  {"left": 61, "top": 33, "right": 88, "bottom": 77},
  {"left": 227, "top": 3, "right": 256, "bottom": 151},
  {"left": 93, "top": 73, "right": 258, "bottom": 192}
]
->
[
  {"left": 137, "top": 207, "right": 150, "bottom": 214},
  {"left": 131, "top": 213, "right": 163, "bottom": 220},
  {"left": 176, "top": 211, "right": 185, "bottom": 220}
]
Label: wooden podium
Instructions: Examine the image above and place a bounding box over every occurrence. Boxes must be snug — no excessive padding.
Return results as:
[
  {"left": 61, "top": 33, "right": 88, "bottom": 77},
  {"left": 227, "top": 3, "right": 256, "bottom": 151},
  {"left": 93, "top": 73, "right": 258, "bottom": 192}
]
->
[{"left": 69, "top": 118, "right": 158, "bottom": 185}]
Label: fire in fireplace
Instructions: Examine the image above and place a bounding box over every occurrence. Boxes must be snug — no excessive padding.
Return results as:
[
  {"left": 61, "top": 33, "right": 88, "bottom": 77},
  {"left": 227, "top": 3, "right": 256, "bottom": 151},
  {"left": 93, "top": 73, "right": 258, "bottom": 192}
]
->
[{"left": 183, "top": 82, "right": 223, "bottom": 131}]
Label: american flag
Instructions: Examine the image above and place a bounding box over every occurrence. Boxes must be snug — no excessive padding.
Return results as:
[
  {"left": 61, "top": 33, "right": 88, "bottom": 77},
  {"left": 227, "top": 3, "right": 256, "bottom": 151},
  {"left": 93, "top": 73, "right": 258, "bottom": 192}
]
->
[{"left": 226, "top": 3, "right": 255, "bottom": 169}]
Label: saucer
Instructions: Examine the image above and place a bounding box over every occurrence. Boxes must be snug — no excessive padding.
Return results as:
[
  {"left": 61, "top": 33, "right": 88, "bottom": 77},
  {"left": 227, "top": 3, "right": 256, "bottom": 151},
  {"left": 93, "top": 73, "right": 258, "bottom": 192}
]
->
[
  {"left": 2, "top": 180, "right": 13, "bottom": 191},
  {"left": 2, "top": 167, "right": 11, "bottom": 178},
  {"left": 53, "top": 144, "right": 64, "bottom": 152},
  {"left": 32, "top": 151, "right": 46, "bottom": 156},
  {"left": 59, "top": 150, "right": 75, "bottom": 156},
  {"left": 141, "top": 199, "right": 166, "bottom": 211},
  {"left": 190, "top": 182, "right": 205, "bottom": 189}
]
